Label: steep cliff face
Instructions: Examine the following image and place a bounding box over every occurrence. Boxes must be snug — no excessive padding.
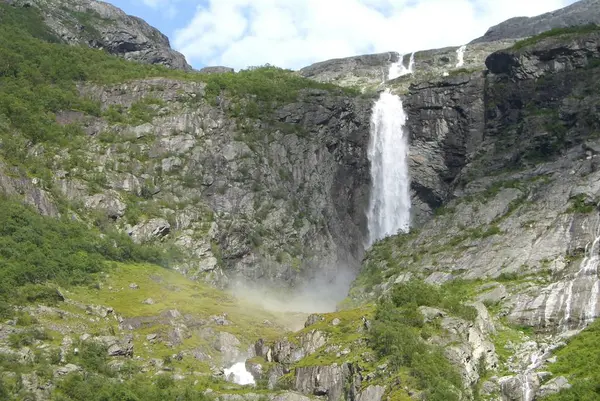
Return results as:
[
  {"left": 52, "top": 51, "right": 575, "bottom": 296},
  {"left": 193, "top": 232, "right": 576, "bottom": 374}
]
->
[
  {"left": 7, "top": 0, "right": 191, "bottom": 69},
  {"left": 71, "top": 79, "right": 372, "bottom": 286}
]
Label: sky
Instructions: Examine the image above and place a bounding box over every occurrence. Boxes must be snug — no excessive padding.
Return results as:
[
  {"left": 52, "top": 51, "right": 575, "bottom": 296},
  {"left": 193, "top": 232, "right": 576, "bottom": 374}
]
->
[{"left": 107, "top": 0, "right": 578, "bottom": 71}]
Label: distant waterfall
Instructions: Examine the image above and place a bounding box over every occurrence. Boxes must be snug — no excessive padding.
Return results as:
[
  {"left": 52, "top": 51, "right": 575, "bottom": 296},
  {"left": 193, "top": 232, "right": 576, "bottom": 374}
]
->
[
  {"left": 388, "top": 52, "right": 415, "bottom": 80},
  {"left": 366, "top": 90, "right": 411, "bottom": 245},
  {"left": 455, "top": 45, "right": 466, "bottom": 68}
]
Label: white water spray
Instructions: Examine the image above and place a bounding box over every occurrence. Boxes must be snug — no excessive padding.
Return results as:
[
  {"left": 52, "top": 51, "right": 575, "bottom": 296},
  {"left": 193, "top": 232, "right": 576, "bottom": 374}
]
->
[
  {"left": 224, "top": 361, "right": 255, "bottom": 385},
  {"left": 455, "top": 45, "right": 466, "bottom": 68},
  {"left": 388, "top": 52, "right": 415, "bottom": 80},
  {"left": 366, "top": 89, "right": 411, "bottom": 245}
]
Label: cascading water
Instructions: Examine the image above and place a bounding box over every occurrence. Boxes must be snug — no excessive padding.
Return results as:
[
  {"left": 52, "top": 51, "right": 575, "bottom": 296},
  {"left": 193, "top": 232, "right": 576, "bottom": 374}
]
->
[
  {"left": 388, "top": 52, "right": 415, "bottom": 80},
  {"left": 455, "top": 45, "right": 466, "bottom": 68},
  {"left": 366, "top": 59, "right": 412, "bottom": 245},
  {"left": 224, "top": 361, "right": 255, "bottom": 385}
]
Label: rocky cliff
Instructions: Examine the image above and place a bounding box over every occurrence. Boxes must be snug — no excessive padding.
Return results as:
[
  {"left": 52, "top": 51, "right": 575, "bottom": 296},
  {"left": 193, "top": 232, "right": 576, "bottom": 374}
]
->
[{"left": 6, "top": 0, "right": 191, "bottom": 69}]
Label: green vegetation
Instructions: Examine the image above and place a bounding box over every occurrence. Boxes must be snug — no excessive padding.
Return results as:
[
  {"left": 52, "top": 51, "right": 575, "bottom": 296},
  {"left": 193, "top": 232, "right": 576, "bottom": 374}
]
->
[
  {"left": 53, "top": 372, "right": 209, "bottom": 401},
  {"left": 0, "top": 197, "right": 170, "bottom": 317},
  {"left": 512, "top": 24, "right": 600, "bottom": 50},
  {"left": 543, "top": 319, "right": 600, "bottom": 400},
  {"left": 369, "top": 280, "right": 467, "bottom": 401},
  {"left": 0, "top": 3, "right": 353, "bottom": 174},
  {"left": 566, "top": 194, "right": 597, "bottom": 214}
]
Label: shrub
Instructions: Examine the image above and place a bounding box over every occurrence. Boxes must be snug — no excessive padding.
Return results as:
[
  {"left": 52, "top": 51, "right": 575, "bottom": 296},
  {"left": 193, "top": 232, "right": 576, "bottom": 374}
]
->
[{"left": 8, "top": 328, "right": 51, "bottom": 348}]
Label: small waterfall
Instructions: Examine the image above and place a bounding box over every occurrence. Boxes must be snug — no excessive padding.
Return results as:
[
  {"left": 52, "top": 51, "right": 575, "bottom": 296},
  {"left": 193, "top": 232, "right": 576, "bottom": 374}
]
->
[
  {"left": 455, "top": 45, "right": 466, "bottom": 68},
  {"left": 366, "top": 89, "right": 411, "bottom": 245},
  {"left": 224, "top": 361, "right": 255, "bottom": 385},
  {"left": 388, "top": 52, "right": 415, "bottom": 80}
]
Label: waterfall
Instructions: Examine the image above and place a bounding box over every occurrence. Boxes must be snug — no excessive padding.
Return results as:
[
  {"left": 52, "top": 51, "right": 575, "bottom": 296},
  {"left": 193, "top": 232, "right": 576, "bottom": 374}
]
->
[
  {"left": 366, "top": 90, "right": 411, "bottom": 245},
  {"left": 224, "top": 361, "right": 255, "bottom": 385},
  {"left": 455, "top": 45, "right": 466, "bottom": 68},
  {"left": 388, "top": 52, "right": 415, "bottom": 80}
]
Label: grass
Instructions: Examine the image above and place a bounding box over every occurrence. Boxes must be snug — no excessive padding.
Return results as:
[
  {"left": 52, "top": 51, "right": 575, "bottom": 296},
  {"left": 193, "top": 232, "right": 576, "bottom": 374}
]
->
[
  {"left": 543, "top": 319, "right": 600, "bottom": 400},
  {"left": 511, "top": 24, "right": 600, "bottom": 50},
  {"left": 67, "top": 263, "right": 293, "bottom": 346}
]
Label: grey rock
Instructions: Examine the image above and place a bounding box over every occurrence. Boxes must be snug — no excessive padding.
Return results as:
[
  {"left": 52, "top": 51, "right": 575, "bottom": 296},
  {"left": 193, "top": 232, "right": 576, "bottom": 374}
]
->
[
  {"left": 537, "top": 376, "right": 571, "bottom": 397},
  {"left": 142, "top": 298, "right": 155, "bottom": 305},
  {"left": 199, "top": 66, "right": 235, "bottom": 74},
  {"left": 130, "top": 218, "right": 171, "bottom": 243},
  {"left": 129, "top": 283, "right": 139, "bottom": 290},
  {"left": 12, "top": 0, "right": 191, "bottom": 70},
  {"left": 212, "top": 332, "right": 241, "bottom": 364},
  {"left": 472, "top": 0, "right": 600, "bottom": 44},
  {"left": 331, "top": 318, "right": 341, "bottom": 326},
  {"left": 304, "top": 314, "right": 324, "bottom": 327},
  {"left": 477, "top": 284, "right": 508, "bottom": 305},
  {"left": 294, "top": 363, "right": 352, "bottom": 401},
  {"left": 54, "top": 364, "right": 82, "bottom": 376},
  {"left": 93, "top": 336, "right": 134, "bottom": 357},
  {"left": 356, "top": 385, "right": 386, "bottom": 401},
  {"left": 270, "top": 392, "right": 312, "bottom": 401}
]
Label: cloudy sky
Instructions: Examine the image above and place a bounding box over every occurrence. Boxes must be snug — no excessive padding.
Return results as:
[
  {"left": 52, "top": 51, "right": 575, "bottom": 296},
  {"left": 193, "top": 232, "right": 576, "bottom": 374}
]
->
[{"left": 108, "top": 0, "right": 578, "bottom": 70}]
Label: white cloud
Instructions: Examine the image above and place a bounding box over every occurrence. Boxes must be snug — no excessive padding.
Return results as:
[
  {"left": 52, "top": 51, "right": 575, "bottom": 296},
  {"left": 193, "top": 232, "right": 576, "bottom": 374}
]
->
[{"left": 173, "top": 0, "right": 575, "bottom": 70}]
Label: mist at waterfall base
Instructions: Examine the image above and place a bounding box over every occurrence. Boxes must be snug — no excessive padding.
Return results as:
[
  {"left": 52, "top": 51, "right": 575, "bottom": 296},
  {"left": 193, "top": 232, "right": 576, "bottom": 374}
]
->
[
  {"left": 229, "top": 265, "right": 356, "bottom": 316},
  {"left": 366, "top": 90, "right": 411, "bottom": 245},
  {"left": 224, "top": 362, "right": 255, "bottom": 385}
]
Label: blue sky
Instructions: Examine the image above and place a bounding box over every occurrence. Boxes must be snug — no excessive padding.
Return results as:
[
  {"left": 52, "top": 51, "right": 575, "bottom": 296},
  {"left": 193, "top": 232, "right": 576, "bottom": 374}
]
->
[{"left": 105, "top": 0, "right": 577, "bottom": 71}]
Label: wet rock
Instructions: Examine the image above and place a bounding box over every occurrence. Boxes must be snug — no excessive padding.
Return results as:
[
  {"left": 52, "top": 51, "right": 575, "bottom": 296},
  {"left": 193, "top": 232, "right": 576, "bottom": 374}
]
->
[{"left": 212, "top": 332, "right": 241, "bottom": 364}]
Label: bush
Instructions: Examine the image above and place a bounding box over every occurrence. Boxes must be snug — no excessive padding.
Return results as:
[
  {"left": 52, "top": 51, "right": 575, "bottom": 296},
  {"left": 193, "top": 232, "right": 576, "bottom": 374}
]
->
[
  {"left": 8, "top": 328, "right": 51, "bottom": 348},
  {"left": 53, "top": 372, "right": 209, "bottom": 401},
  {"left": 0, "top": 197, "right": 170, "bottom": 308},
  {"left": 370, "top": 298, "right": 463, "bottom": 401}
]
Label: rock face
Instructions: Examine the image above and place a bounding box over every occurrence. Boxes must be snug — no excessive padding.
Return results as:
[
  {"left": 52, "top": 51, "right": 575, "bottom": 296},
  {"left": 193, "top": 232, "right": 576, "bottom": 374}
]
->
[
  {"left": 39, "top": 76, "right": 372, "bottom": 287},
  {"left": 404, "top": 72, "right": 486, "bottom": 224},
  {"left": 471, "top": 0, "right": 600, "bottom": 44},
  {"left": 298, "top": 52, "right": 399, "bottom": 88},
  {"left": 11, "top": 0, "right": 191, "bottom": 70}
]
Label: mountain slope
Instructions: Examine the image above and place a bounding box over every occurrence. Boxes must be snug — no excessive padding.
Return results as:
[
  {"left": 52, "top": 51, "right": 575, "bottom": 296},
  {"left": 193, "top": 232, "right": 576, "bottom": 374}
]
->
[
  {"left": 471, "top": 0, "right": 600, "bottom": 44},
  {"left": 5, "top": 0, "right": 191, "bottom": 70}
]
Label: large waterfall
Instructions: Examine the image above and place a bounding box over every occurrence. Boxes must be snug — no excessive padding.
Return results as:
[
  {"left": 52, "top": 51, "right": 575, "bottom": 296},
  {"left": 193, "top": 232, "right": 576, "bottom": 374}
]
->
[{"left": 366, "top": 90, "right": 411, "bottom": 245}]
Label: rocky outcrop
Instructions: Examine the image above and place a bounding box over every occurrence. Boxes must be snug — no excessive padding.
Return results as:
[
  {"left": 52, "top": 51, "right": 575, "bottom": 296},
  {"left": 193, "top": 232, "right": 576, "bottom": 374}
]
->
[
  {"left": 471, "top": 0, "right": 600, "bottom": 44},
  {"left": 298, "top": 52, "right": 399, "bottom": 88},
  {"left": 404, "top": 72, "right": 486, "bottom": 224},
  {"left": 10, "top": 0, "right": 191, "bottom": 70}
]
